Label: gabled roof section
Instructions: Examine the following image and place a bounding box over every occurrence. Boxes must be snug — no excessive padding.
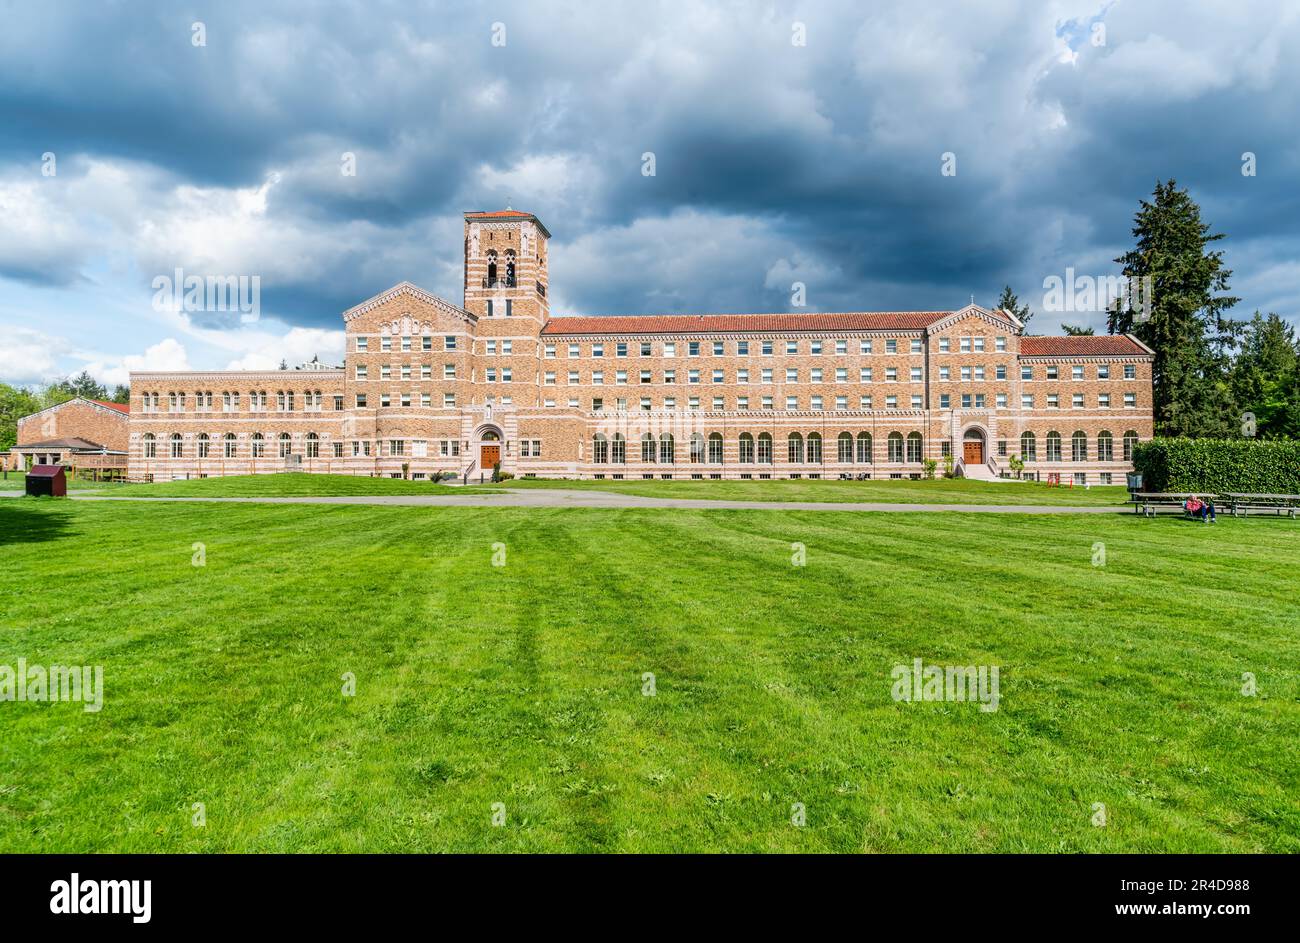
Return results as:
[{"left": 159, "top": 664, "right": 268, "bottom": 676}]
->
[
  {"left": 541, "top": 311, "right": 951, "bottom": 336},
  {"left": 341, "top": 281, "right": 475, "bottom": 325},
  {"left": 18, "top": 436, "right": 108, "bottom": 451},
  {"left": 1019, "top": 334, "right": 1153, "bottom": 357},
  {"left": 17, "top": 397, "right": 131, "bottom": 424},
  {"left": 464, "top": 209, "right": 551, "bottom": 238},
  {"left": 925, "top": 304, "right": 1022, "bottom": 334}
]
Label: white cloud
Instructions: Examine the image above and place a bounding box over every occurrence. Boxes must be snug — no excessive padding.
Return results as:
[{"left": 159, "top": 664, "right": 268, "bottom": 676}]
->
[
  {"left": 223, "top": 326, "right": 345, "bottom": 372},
  {"left": 81, "top": 338, "right": 192, "bottom": 387},
  {"left": 0, "top": 326, "right": 69, "bottom": 385}
]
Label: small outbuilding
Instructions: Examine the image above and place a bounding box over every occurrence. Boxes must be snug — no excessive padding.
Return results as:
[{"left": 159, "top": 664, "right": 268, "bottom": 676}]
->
[{"left": 25, "top": 464, "right": 67, "bottom": 498}]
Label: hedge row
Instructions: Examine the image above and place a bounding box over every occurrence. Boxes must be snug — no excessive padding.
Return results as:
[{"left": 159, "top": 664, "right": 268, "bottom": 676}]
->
[{"left": 1132, "top": 437, "right": 1300, "bottom": 493}]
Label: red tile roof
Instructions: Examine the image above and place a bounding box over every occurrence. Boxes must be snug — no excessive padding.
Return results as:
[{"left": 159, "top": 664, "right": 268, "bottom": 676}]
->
[
  {"left": 541, "top": 312, "right": 951, "bottom": 335},
  {"left": 90, "top": 399, "right": 130, "bottom": 414},
  {"left": 1019, "top": 335, "right": 1150, "bottom": 356},
  {"left": 464, "top": 210, "right": 533, "bottom": 219}
]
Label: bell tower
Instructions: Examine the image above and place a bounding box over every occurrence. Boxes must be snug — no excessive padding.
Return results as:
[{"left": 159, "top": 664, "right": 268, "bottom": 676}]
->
[{"left": 463, "top": 208, "right": 550, "bottom": 327}]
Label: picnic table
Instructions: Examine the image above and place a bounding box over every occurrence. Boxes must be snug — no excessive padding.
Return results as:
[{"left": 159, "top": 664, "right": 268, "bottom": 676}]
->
[
  {"left": 1130, "top": 492, "right": 1217, "bottom": 517},
  {"left": 1218, "top": 493, "right": 1300, "bottom": 518}
]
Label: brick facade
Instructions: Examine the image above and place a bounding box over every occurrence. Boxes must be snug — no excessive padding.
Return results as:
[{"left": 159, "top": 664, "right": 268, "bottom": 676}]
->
[
  {"left": 124, "top": 209, "right": 1155, "bottom": 483},
  {"left": 13, "top": 398, "right": 130, "bottom": 471}
]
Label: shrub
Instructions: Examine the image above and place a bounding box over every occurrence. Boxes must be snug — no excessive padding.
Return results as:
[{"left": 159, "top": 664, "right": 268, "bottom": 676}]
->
[
  {"left": 922, "top": 458, "right": 937, "bottom": 479},
  {"left": 1132, "top": 438, "right": 1300, "bottom": 493}
]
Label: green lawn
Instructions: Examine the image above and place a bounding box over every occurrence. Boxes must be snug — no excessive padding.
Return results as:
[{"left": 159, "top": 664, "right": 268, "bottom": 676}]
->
[
  {"left": 0, "top": 474, "right": 126, "bottom": 492},
  {"left": 107, "top": 473, "right": 482, "bottom": 498},
  {"left": 498, "top": 476, "right": 1131, "bottom": 506},
  {"left": 0, "top": 499, "right": 1295, "bottom": 852},
  {"left": 100, "top": 472, "right": 1126, "bottom": 506}
]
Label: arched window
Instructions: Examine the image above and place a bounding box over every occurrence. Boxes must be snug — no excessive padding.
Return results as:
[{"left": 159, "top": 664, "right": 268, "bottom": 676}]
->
[
  {"left": 504, "top": 250, "right": 517, "bottom": 287},
  {"left": 482, "top": 429, "right": 501, "bottom": 441},
  {"left": 143, "top": 433, "right": 156, "bottom": 458},
  {"left": 807, "top": 432, "right": 823, "bottom": 463},
  {"left": 224, "top": 433, "right": 237, "bottom": 458},
  {"left": 641, "top": 433, "right": 656, "bottom": 463},
  {"left": 787, "top": 432, "right": 804, "bottom": 463},
  {"left": 1123, "top": 430, "right": 1139, "bottom": 462},
  {"left": 170, "top": 433, "right": 183, "bottom": 458},
  {"left": 592, "top": 433, "right": 608, "bottom": 463},
  {"left": 306, "top": 432, "right": 320, "bottom": 458},
  {"left": 887, "top": 432, "right": 904, "bottom": 463},
  {"left": 757, "top": 432, "right": 773, "bottom": 464},
  {"left": 197, "top": 433, "right": 210, "bottom": 459},
  {"left": 252, "top": 433, "right": 265, "bottom": 458},
  {"left": 1020, "top": 431, "right": 1036, "bottom": 462},
  {"left": 707, "top": 432, "right": 723, "bottom": 464},
  {"left": 857, "top": 432, "right": 873, "bottom": 464},
  {"left": 690, "top": 432, "right": 705, "bottom": 463},
  {"left": 279, "top": 432, "right": 292, "bottom": 458},
  {"left": 612, "top": 433, "right": 626, "bottom": 464},
  {"left": 1097, "top": 431, "right": 1113, "bottom": 462},
  {"left": 659, "top": 433, "right": 675, "bottom": 464},
  {"left": 1071, "top": 430, "right": 1087, "bottom": 462},
  {"left": 739, "top": 432, "right": 755, "bottom": 463},
  {"left": 906, "top": 431, "right": 922, "bottom": 463},
  {"left": 486, "top": 250, "right": 498, "bottom": 286},
  {"left": 837, "top": 432, "right": 853, "bottom": 463},
  {"left": 1046, "top": 431, "right": 1062, "bottom": 462}
]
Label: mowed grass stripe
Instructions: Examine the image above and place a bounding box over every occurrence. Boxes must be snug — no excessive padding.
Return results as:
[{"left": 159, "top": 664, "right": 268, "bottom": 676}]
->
[{"left": 0, "top": 500, "right": 1296, "bottom": 852}]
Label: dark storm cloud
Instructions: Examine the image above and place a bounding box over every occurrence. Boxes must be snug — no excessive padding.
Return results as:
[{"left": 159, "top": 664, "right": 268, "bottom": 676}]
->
[{"left": 0, "top": 0, "right": 1297, "bottom": 330}]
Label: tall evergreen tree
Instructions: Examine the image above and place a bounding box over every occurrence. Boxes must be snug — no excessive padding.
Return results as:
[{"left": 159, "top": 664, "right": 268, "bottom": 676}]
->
[
  {"left": 1061, "top": 324, "right": 1095, "bottom": 335},
  {"left": 994, "top": 285, "right": 1033, "bottom": 333},
  {"left": 1110, "top": 180, "right": 1242, "bottom": 437},
  {"left": 65, "top": 370, "right": 109, "bottom": 401},
  {"left": 1230, "top": 312, "right": 1299, "bottom": 438}
]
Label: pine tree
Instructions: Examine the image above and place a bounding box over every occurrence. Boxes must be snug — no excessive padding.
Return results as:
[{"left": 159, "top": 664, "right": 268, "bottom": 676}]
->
[
  {"left": 1061, "top": 324, "right": 1095, "bottom": 335},
  {"left": 1110, "top": 180, "right": 1242, "bottom": 437},
  {"left": 994, "top": 285, "right": 1033, "bottom": 334},
  {"left": 1230, "top": 312, "right": 1299, "bottom": 438}
]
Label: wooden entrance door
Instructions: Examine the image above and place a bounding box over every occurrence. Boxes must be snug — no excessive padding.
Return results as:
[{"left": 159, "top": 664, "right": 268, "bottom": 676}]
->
[
  {"left": 480, "top": 444, "right": 500, "bottom": 469},
  {"left": 963, "top": 440, "right": 983, "bottom": 464}
]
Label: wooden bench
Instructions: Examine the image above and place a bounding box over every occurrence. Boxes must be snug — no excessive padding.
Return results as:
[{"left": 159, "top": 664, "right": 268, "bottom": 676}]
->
[
  {"left": 1219, "top": 493, "right": 1300, "bottom": 519},
  {"left": 1130, "top": 492, "right": 1217, "bottom": 518}
]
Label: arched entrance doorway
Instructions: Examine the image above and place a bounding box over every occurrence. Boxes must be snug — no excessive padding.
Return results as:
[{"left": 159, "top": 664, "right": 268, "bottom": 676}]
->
[
  {"left": 479, "top": 428, "right": 502, "bottom": 470},
  {"left": 962, "top": 427, "right": 986, "bottom": 465}
]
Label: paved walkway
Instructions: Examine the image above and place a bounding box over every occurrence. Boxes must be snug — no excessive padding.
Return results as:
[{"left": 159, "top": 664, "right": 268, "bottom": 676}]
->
[{"left": 0, "top": 488, "right": 1128, "bottom": 514}]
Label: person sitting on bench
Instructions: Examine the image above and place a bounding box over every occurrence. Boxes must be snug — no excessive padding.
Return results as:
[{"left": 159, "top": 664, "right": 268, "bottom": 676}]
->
[{"left": 1184, "top": 496, "right": 1216, "bottom": 523}]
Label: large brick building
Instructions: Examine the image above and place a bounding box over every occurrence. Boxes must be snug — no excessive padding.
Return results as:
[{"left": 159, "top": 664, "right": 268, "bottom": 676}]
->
[{"left": 126, "top": 208, "right": 1155, "bottom": 483}]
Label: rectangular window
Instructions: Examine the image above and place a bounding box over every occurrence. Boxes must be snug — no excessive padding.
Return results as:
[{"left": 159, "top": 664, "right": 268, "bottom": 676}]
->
[
  {"left": 940, "top": 394, "right": 950, "bottom": 408},
  {"left": 689, "top": 342, "right": 700, "bottom": 356},
  {"left": 1124, "top": 392, "right": 1136, "bottom": 407},
  {"left": 939, "top": 338, "right": 950, "bottom": 352},
  {"left": 1124, "top": 364, "right": 1136, "bottom": 379},
  {"left": 886, "top": 339, "right": 898, "bottom": 354},
  {"left": 445, "top": 336, "right": 457, "bottom": 351},
  {"left": 641, "top": 342, "right": 652, "bottom": 356},
  {"left": 737, "top": 341, "right": 749, "bottom": 355},
  {"left": 860, "top": 340, "right": 872, "bottom": 354},
  {"left": 1098, "top": 364, "right": 1110, "bottom": 379},
  {"left": 356, "top": 336, "right": 368, "bottom": 352},
  {"left": 713, "top": 341, "right": 724, "bottom": 356},
  {"left": 910, "top": 339, "right": 922, "bottom": 354}
]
